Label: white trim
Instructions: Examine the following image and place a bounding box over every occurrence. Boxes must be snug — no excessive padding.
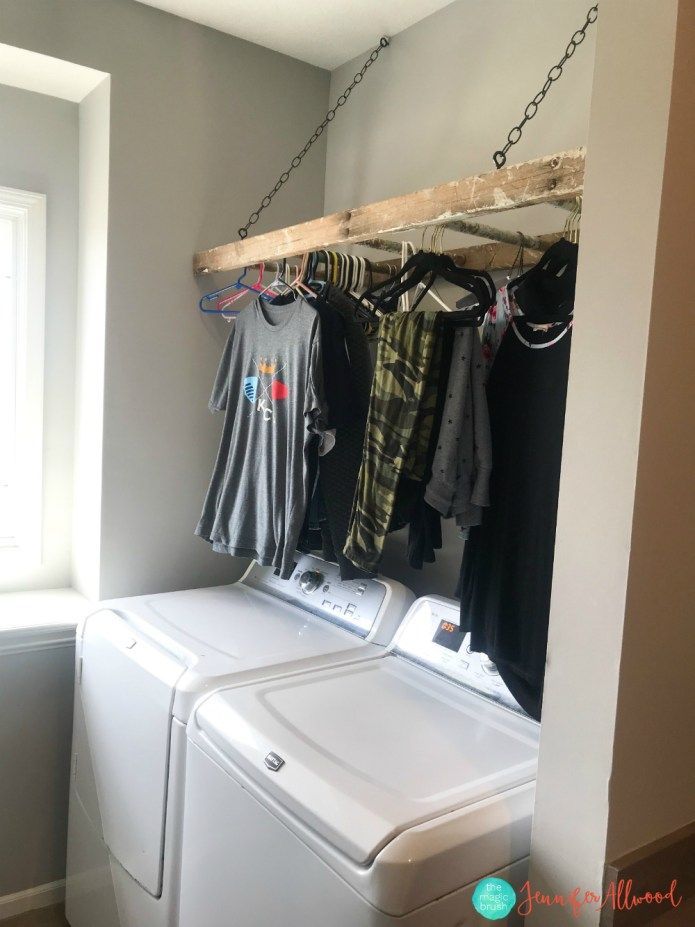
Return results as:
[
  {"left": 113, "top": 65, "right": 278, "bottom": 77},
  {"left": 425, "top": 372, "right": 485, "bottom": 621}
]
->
[
  {"left": 0, "top": 43, "right": 108, "bottom": 104},
  {"left": 0, "top": 624, "right": 76, "bottom": 657},
  {"left": 0, "top": 878, "right": 65, "bottom": 920},
  {"left": 0, "top": 588, "right": 90, "bottom": 630},
  {"left": 0, "top": 185, "right": 46, "bottom": 565}
]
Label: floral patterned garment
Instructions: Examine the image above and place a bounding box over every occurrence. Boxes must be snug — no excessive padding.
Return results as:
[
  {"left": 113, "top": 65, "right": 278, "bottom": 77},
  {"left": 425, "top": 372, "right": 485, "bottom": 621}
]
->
[{"left": 481, "top": 285, "right": 514, "bottom": 379}]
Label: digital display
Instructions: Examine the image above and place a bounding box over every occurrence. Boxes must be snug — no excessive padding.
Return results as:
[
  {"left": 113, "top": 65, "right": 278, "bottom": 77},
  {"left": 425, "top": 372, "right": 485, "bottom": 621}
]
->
[{"left": 432, "top": 619, "right": 466, "bottom": 652}]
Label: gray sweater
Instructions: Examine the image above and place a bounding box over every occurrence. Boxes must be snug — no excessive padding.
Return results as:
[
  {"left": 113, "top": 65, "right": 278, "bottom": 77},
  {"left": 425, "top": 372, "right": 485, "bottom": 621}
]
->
[{"left": 424, "top": 326, "right": 492, "bottom": 533}]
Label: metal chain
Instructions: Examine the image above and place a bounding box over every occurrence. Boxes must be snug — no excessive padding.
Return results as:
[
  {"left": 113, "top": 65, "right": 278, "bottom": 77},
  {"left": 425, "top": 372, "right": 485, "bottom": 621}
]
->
[
  {"left": 238, "top": 36, "right": 390, "bottom": 239},
  {"left": 492, "top": 5, "right": 598, "bottom": 169}
]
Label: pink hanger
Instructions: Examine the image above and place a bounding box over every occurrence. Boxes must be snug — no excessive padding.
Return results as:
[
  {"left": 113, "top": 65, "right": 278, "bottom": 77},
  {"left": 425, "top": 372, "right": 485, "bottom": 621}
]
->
[{"left": 216, "top": 263, "right": 266, "bottom": 311}]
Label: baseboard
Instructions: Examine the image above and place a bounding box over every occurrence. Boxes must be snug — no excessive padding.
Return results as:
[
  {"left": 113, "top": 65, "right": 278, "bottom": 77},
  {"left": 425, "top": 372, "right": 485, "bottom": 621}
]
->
[
  {"left": 0, "top": 626, "right": 76, "bottom": 657},
  {"left": 0, "top": 882, "right": 65, "bottom": 921}
]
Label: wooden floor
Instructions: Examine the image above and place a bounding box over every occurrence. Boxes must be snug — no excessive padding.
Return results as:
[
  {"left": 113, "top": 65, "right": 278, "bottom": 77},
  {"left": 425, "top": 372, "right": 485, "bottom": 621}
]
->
[{"left": 1, "top": 905, "right": 69, "bottom": 927}]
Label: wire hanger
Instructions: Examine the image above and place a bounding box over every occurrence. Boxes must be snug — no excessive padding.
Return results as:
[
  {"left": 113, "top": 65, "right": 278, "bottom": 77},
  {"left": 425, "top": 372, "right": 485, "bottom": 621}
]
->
[{"left": 563, "top": 196, "right": 582, "bottom": 244}]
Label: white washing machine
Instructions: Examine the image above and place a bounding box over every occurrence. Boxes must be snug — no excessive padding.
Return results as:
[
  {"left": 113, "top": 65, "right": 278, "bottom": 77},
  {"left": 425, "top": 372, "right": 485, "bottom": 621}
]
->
[
  {"left": 178, "top": 595, "right": 540, "bottom": 927},
  {"left": 65, "top": 554, "right": 413, "bottom": 927}
]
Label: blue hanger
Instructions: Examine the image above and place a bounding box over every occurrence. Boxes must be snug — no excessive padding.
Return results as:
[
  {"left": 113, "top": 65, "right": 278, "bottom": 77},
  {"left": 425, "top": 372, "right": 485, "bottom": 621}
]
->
[
  {"left": 199, "top": 265, "right": 275, "bottom": 315},
  {"left": 198, "top": 267, "right": 248, "bottom": 314}
]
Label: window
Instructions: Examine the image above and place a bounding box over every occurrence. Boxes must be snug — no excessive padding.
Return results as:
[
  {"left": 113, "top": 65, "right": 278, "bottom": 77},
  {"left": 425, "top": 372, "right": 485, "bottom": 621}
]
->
[{"left": 0, "top": 186, "right": 46, "bottom": 562}]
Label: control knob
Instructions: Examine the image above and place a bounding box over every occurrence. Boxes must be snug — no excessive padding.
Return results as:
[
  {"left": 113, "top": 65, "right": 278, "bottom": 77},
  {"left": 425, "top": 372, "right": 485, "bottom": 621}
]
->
[
  {"left": 480, "top": 656, "right": 499, "bottom": 675},
  {"left": 299, "top": 570, "right": 324, "bottom": 595}
]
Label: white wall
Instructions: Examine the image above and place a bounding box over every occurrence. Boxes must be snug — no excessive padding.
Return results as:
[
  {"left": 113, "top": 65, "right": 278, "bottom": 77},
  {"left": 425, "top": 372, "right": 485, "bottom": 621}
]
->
[
  {"left": 528, "top": 2, "right": 681, "bottom": 916},
  {"left": 0, "top": 0, "right": 331, "bottom": 600},
  {"left": 72, "top": 77, "right": 110, "bottom": 601},
  {"left": 0, "top": 84, "right": 79, "bottom": 593},
  {"left": 530, "top": 5, "right": 695, "bottom": 920},
  {"left": 324, "top": 0, "right": 596, "bottom": 596},
  {"left": 532, "top": 0, "right": 695, "bottom": 927}
]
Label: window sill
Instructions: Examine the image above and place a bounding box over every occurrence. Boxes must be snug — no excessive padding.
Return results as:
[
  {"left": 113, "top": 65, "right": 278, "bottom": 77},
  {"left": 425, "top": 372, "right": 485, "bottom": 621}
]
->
[{"left": 0, "top": 588, "right": 93, "bottom": 655}]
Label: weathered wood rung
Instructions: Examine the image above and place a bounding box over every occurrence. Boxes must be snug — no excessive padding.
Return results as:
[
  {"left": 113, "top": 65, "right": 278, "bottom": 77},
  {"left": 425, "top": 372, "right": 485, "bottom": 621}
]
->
[
  {"left": 357, "top": 233, "right": 563, "bottom": 276},
  {"left": 193, "top": 148, "right": 585, "bottom": 276}
]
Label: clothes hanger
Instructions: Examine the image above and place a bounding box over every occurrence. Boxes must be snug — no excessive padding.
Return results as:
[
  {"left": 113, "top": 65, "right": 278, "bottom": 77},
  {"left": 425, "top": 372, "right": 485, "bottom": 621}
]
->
[
  {"left": 399, "top": 238, "right": 449, "bottom": 313},
  {"left": 358, "top": 248, "right": 434, "bottom": 311},
  {"left": 360, "top": 247, "right": 495, "bottom": 320},
  {"left": 344, "top": 253, "right": 367, "bottom": 298},
  {"left": 333, "top": 250, "right": 380, "bottom": 330},
  {"left": 363, "top": 240, "right": 492, "bottom": 311},
  {"left": 563, "top": 196, "right": 582, "bottom": 244},
  {"left": 418, "top": 228, "right": 454, "bottom": 312},
  {"left": 256, "top": 262, "right": 287, "bottom": 302},
  {"left": 290, "top": 252, "right": 317, "bottom": 299},
  {"left": 266, "top": 259, "right": 298, "bottom": 305},
  {"left": 506, "top": 234, "right": 526, "bottom": 284},
  {"left": 299, "top": 254, "right": 319, "bottom": 299},
  {"left": 508, "top": 238, "right": 579, "bottom": 324},
  {"left": 198, "top": 271, "right": 248, "bottom": 314},
  {"left": 216, "top": 263, "right": 267, "bottom": 312},
  {"left": 199, "top": 265, "right": 268, "bottom": 317}
]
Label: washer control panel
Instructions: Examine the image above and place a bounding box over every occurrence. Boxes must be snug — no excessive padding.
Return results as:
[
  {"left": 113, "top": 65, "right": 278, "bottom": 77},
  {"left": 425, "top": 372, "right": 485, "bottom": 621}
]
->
[
  {"left": 393, "top": 596, "right": 526, "bottom": 715},
  {"left": 242, "top": 554, "right": 387, "bottom": 639}
]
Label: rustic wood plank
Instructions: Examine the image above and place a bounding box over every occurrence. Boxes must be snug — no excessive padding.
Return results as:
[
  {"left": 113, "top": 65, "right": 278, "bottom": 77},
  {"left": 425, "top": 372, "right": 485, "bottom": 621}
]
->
[
  {"left": 255, "top": 234, "right": 560, "bottom": 285},
  {"left": 361, "top": 220, "right": 551, "bottom": 250},
  {"left": 359, "top": 240, "right": 550, "bottom": 277},
  {"left": 358, "top": 233, "right": 563, "bottom": 274},
  {"left": 444, "top": 221, "right": 549, "bottom": 250},
  {"left": 193, "top": 148, "right": 585, "bottom": 275},
  {"left": 442, "top": 239, "right": 547, "bottom": 272}
]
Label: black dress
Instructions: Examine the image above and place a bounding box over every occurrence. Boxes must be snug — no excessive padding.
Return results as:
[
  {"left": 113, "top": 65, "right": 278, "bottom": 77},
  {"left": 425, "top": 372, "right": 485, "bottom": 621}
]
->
[{"left": 458, "top": 317, "right": 572, "bottom": 720}]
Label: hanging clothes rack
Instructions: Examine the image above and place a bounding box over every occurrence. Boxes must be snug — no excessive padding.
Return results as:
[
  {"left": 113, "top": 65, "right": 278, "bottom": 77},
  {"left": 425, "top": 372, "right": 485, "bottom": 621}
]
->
[
  {"left": 357, "top": 232, "right": 563, "bottom": 274},
  {"left": 193, "top": 148, "right": 584, "bottom": 277}
]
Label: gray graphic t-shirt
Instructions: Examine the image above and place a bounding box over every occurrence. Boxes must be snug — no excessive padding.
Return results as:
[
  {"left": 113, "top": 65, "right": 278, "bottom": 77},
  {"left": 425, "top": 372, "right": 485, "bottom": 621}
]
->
[{"left": 196, "top": 297, "right": 327, "bottom": 578}]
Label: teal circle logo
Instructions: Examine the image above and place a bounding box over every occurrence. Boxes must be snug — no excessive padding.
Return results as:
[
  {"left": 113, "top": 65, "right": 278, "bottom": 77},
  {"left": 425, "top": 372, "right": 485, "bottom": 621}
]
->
[{"left": 472, "top": 878, "right": 516, "bottom": 920}]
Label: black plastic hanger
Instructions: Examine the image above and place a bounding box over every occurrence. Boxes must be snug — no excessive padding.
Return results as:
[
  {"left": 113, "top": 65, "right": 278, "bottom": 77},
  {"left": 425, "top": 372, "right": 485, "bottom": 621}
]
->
[
  {"left": 359, "top": 251, "right": 495, "bottom": 317},
  {"left": 508, "top": 238, "right": 579, "bottom": 323}
]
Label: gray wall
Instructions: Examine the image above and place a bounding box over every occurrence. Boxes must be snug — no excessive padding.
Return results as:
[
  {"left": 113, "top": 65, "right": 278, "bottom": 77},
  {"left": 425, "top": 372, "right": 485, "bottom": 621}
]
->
[
  {"left": 0, "top": 635, "right": 75, "bottom": 896},
  {"left": 324, "top": 0, "right": 596, "bottom": 597},
  {"left": 324, "top": 0, "right": 595, "bottom": 210},
  {"left": 0, "top": 0, "right": 331, "bottom": 600},
  {"left": 0, "top": 84, "right": 79, "bottom": 594},
  {"left": 0, "top": 0, "right": 330, "bottom": 902}
]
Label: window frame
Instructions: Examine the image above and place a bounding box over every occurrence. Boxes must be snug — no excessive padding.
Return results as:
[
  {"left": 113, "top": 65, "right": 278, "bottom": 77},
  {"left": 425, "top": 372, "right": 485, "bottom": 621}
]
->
[{"left": 0, "top": 185, "right": 47, "bottom": 565}]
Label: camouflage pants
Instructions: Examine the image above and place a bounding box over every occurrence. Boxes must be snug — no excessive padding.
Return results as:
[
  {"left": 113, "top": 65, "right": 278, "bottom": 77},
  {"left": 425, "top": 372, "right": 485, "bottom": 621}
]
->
[{"left": 343, "top": 311, "right": 442, "bottom": 572}]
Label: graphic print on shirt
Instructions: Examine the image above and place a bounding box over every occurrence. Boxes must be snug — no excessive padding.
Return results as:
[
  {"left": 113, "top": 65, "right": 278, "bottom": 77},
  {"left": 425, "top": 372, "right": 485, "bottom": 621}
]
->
[{"left": 243, "top": 356, "right": 289, "bottom": 421}]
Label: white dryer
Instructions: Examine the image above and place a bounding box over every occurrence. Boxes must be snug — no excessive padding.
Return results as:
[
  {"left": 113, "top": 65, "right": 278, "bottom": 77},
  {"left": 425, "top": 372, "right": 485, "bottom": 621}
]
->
[
  {"left": 65, "top": 554, "right": 413, "bottom": 927},
  {"left": 179, "top": 595, "right": 540, "bottom": 927}
]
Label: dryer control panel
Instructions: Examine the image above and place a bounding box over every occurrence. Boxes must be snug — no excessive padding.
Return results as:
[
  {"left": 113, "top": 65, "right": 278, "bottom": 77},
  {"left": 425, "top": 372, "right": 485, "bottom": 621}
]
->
[
  {"left": 393, "top": 596, "right": 527, "bottom": 715},
  {"left": 242, "top": 554, "right": 388, "bottom": 640}
]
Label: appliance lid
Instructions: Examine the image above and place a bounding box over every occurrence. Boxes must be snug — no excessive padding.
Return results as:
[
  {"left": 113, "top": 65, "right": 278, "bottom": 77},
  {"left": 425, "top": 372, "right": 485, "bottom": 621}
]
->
[
  {"left": 104, "top": 583, "right": 372, "bottom": 681},
  {"left": 190, "top": 655, "right": 540, "bottom": 866}
]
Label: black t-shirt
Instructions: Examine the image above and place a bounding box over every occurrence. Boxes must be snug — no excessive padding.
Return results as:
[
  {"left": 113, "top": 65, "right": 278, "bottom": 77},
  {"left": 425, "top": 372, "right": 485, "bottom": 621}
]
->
[
  {"left": 312, "top": 294, "right": 353, "bottom": 429},
  {"left": 458, "top": 317, "right": 572, "bottom": 719}
]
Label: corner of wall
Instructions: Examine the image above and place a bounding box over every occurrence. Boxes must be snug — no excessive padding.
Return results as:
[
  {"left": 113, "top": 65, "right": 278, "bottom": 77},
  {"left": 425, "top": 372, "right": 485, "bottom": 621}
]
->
[{"left": 72, "top": 75, "right": 110, "bottom": 601}]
